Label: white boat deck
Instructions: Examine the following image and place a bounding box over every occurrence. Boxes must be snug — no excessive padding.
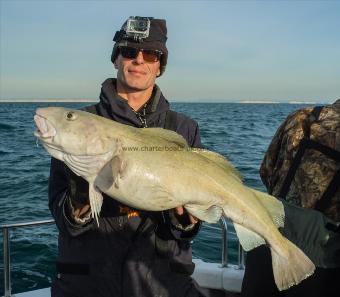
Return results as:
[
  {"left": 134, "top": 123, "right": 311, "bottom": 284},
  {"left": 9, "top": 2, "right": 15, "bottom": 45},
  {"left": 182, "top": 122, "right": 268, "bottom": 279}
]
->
[
  {"left": 11, "top": 288, "right": 50, "bottom": 297},
  {"left": 192, "top": 259, "right": 244, "bottom": 293}
]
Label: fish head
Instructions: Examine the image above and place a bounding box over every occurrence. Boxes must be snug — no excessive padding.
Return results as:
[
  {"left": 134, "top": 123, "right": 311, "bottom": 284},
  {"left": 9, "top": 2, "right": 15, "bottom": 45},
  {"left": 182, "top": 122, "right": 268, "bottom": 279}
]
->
[{"left": 34, "top": 107, "right": 117, "bottom": 160}]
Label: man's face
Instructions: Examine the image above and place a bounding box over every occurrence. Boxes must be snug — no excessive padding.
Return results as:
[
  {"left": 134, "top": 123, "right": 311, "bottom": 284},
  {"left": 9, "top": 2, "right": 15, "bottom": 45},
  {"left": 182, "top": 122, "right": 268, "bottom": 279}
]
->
[{"left": 115, "top": 48, "right": 161, "bottom": 92}]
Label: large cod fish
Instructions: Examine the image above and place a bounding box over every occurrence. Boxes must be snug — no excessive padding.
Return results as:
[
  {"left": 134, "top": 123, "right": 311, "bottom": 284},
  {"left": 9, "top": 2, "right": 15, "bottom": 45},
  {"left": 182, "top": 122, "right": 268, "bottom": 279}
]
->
[{"left": 34, "top": 107, "right": 315, "bottom": 291}]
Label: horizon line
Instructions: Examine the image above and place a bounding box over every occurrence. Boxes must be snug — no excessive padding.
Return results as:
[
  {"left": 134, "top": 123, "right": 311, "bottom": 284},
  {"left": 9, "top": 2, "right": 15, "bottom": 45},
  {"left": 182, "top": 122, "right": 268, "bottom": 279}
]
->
[{"left": 0, "top": 98, "right": 329, "bottom": 104}]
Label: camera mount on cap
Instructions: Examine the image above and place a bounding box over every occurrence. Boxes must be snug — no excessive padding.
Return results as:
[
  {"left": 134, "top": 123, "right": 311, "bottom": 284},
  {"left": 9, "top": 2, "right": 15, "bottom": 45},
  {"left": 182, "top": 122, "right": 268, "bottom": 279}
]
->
[{"left": 114, "top": 16, "right": 154, "bottom": 43}]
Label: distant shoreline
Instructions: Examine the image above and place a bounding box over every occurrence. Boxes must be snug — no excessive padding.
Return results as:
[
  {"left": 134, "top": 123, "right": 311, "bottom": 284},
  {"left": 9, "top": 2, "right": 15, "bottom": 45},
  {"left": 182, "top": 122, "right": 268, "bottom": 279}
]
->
[
  {"left": 0, "top": 99, "right": 98, "bottom": 103},
  {"left": 0, "top": 99, "right": 324, "bottom": 104}
]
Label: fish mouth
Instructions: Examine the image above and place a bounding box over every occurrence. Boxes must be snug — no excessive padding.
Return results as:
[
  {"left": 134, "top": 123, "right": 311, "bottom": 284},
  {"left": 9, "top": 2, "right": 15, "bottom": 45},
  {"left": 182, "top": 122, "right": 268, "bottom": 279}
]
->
[{"left": 34, "top": 114, "right": 57, "bottom": 139}]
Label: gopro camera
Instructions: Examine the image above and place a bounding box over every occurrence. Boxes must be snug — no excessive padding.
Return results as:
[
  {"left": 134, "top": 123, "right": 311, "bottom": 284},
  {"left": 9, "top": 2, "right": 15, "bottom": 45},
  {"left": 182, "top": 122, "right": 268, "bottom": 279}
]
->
[{"left": 125, "top": 16, "right": 151, "bottom": 40}]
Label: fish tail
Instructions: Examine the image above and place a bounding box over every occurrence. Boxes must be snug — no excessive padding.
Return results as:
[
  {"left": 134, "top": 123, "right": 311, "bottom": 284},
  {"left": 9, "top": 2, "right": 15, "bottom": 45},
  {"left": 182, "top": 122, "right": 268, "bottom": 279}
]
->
[
  {"left": 249, "top": 188, "right": 316, "bottom": 290},
  {"left": 271, "top": 238, "right": 315, "bottom": 291}
]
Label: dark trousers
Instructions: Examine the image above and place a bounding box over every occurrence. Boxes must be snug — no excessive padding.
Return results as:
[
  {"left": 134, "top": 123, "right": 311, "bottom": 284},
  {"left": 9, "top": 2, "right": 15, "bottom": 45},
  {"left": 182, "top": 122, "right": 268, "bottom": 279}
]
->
[{"left": 241, "top": 245, "right": 340, "bottom": 297}]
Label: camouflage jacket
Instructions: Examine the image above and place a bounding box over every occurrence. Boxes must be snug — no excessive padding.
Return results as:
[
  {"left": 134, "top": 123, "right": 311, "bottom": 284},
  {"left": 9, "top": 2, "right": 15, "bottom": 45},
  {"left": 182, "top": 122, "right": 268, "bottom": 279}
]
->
[{"left": 260, "top": 99, "right": 340, "bottom": 221}]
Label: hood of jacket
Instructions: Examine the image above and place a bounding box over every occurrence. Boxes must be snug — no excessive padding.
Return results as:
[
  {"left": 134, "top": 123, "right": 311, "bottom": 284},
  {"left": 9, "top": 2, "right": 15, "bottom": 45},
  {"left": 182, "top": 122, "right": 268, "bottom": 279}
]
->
[{"left": 96, "top": 78, "right": 170, "bottom": 127}]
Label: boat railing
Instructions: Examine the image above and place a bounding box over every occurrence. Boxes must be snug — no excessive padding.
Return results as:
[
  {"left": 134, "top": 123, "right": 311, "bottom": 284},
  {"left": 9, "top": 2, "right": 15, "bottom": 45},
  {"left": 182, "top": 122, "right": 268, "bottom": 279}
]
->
[
  {"left": 1, "top": 217, "right": 244, "bottom": 297},
  {"left": 220, "top": 217, "right": 245, "bottom": 269},
  {"left": 1, "top": 219, "right": 55, "bottom": 297}
]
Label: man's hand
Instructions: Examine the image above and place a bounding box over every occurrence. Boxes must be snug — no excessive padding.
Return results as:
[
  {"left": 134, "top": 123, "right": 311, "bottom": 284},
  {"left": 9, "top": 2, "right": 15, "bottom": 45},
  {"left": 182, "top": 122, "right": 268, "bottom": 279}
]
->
[
  {"left": 174, "top": 206, "right": 199, "bottom": 225},
  {"left": 168, "top": 206, "right": 199, "bottom": 232}
]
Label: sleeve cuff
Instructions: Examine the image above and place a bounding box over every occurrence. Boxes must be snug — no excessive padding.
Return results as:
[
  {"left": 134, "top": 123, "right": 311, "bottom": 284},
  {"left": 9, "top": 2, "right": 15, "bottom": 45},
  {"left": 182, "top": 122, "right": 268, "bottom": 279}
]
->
[
  {"left": 168, "top": 209, "right": 196, "bottom": 232},
  {"left": 170, "top": 221, "right": 202, "bottom": 240},
  {"left": 168, "top": 210, "right": 201, "bottom": 240},
  {"left": 64, "top": 195, "right": 93, "bottom": 226}
]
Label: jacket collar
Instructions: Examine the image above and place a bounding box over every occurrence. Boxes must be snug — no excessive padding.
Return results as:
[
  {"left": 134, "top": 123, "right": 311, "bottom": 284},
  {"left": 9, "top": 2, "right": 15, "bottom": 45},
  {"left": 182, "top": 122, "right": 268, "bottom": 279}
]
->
[{"left": 98, "top": 78, "right": 170, "bottom": 127}]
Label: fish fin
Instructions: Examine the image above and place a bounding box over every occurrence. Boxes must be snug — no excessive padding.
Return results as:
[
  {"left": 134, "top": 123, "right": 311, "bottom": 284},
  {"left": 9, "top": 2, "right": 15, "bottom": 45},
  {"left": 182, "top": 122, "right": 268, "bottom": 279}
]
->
[
  {"left": 271, "top": 238, "right": 315, "bottom": 291},
  {"left": 94, "top": 155, "right": 126, "bottom": 191},
  {"left": 111, "top": 155, "right": 126, "bottom": 188},
  {"left": 88, "top": 182, "right": 103, "bottom": 226},
  {"left": 192, "top": 149, "right": 243, "bottom": 183},
  {"left": 249, "top": 188, "right": 285, "bottom": 228},
  {"left": 139, "top": 128, "right": 188, "bottom": 148},
  {"left": 233, "top": 223, "right": 266, "bottom": 251},
  {"left": 63, "top": 152, "right": 113, "bottom": 178},
  {"left": 184, "top": 205, "right": 222, "bottom": 223}
]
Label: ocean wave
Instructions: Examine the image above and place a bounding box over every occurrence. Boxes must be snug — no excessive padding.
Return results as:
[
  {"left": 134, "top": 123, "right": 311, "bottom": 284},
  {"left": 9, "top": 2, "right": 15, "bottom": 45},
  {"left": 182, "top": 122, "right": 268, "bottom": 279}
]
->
[
  {"left": 0, "top": 122, "right": 15, "bottom": 131},
  {"left": 0, "top": 149, "right": 14, "bottom": 155}
]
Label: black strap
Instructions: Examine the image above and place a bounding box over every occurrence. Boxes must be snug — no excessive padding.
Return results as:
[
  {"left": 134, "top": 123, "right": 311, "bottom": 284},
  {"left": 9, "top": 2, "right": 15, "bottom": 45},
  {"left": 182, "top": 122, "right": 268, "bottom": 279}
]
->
[
  {"left": 164, "top": 110, "right": 177, "bottom": 131},
  {"left": 306, "top": 139, "right": 340, "bottom": 161},
  {"left": 279, "top": 137, "right": 309, "bottom": 199},
  {"left": 308, "top": 106, "right": 323, "bottom": 130},
  {"left": 315, "top": 168, "right": 340, "bottom": 212},
  {"left": 279, "top": 106, "right": 340, "bottom": 212},
  {"left": 279, "top": 106, "right": 324, "bottom": 198}
]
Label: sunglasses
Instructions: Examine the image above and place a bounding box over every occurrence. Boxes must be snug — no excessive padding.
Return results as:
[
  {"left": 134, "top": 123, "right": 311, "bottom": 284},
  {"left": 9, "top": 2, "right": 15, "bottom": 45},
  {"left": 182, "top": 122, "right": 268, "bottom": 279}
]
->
[{"left": 119, "top": 46, "right": 162, "bottom": 63}]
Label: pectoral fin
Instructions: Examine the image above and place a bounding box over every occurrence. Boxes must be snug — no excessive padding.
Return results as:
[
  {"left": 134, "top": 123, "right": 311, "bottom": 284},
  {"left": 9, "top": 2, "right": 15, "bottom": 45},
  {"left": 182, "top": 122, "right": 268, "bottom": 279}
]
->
[
  {"left": 63, "top": 152, "right": 113, "bottom": 179},
  {"left": 88, "top": 182, "right": 103, "bottom": 226},
  {"left": 94, "top": 155, "right": 127, "bottom": 193},
  {"left": 111, "top": 155, "right": 126, "bottom": 188}
]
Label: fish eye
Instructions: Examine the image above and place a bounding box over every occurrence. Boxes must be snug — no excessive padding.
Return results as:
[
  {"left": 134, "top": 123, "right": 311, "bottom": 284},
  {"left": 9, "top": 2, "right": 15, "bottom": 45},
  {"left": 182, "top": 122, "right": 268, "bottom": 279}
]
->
[{"left": 66, "top": 111, "right": 77, "bottom": 121}]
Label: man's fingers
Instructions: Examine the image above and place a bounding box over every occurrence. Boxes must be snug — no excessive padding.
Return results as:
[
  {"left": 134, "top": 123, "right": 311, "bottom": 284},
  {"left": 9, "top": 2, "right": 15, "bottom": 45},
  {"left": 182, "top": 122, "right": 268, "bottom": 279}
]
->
[
  {"left": 189, "top": 215, "right": 198, "bottom": 225},
  {"left": 175, "top": 206, "right": 198, "bottom": 225},
  {"left": 175, "top": 206, "right": 184, "bottom": 215}
]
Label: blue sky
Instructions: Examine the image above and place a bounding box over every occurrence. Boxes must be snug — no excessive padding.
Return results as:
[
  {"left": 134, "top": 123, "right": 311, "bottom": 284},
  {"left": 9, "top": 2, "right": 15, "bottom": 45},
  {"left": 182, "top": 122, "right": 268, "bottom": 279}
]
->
[{"left": 1, "top": 0, "right": 339, "bottom": 102}]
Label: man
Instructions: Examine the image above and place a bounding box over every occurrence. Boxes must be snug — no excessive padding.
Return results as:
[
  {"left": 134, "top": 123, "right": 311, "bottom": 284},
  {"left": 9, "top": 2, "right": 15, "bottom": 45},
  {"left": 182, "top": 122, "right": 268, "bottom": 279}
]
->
[
  {"left": 241, "top": 99, "right": 340, "bottom": 297},
  {"left": 49, "top": 16, "right": 204, "bottom": 297}
]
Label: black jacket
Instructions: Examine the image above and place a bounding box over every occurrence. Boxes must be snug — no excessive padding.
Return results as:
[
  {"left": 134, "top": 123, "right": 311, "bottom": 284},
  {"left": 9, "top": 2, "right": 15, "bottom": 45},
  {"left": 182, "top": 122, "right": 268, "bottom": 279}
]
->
[{"left": 49, "top": 78, "right": 205, "bottom": 297}]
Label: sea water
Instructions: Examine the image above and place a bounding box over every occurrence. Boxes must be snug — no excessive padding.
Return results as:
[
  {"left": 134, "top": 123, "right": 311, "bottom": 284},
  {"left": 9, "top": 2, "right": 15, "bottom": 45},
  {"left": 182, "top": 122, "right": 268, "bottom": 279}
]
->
[{"left": 0, "top": 102, "right": 310, "bottom": 294}]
